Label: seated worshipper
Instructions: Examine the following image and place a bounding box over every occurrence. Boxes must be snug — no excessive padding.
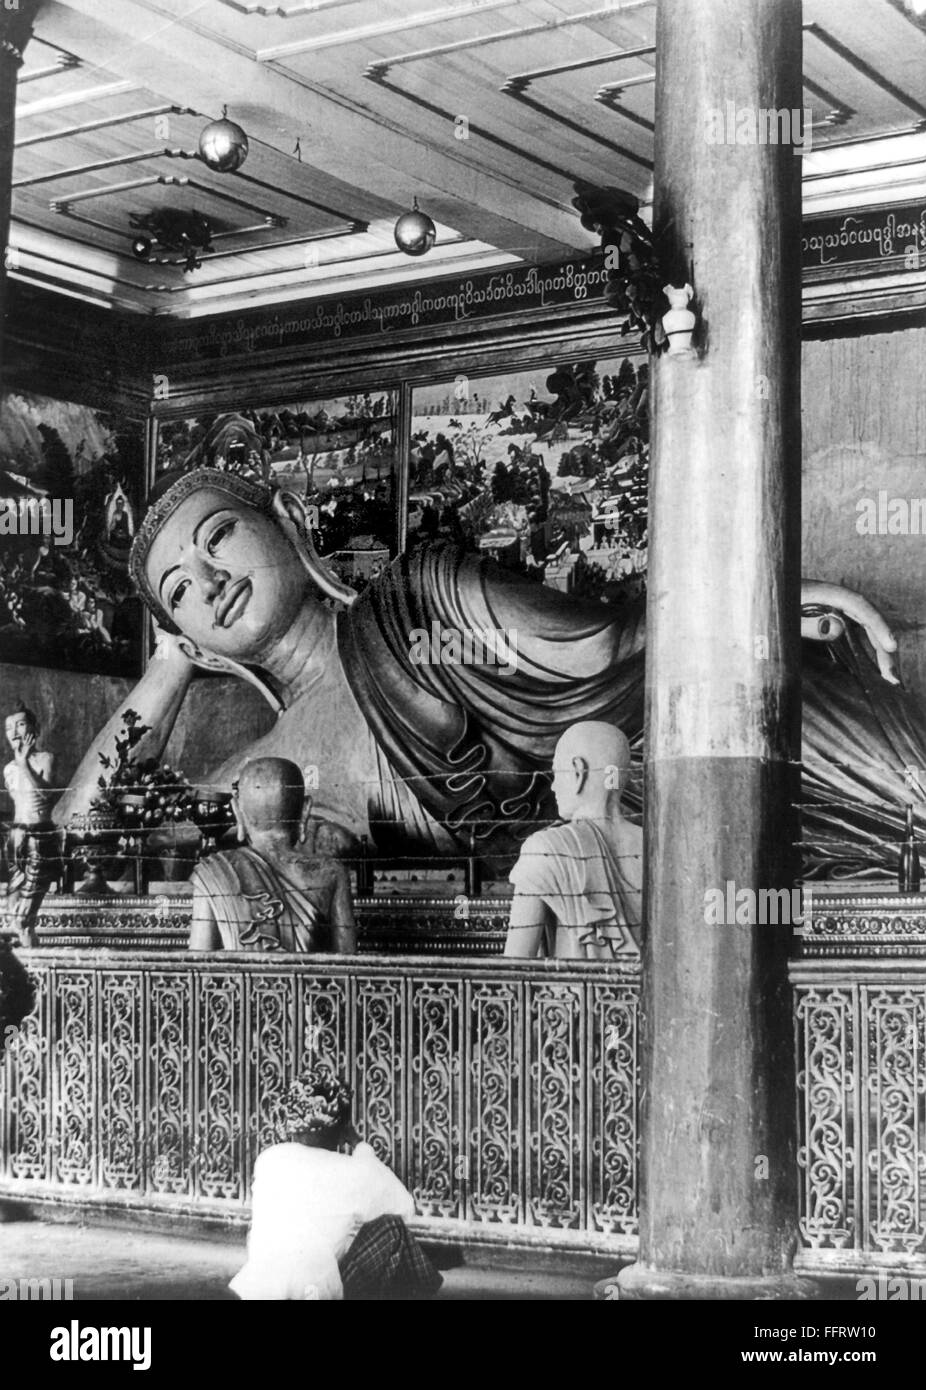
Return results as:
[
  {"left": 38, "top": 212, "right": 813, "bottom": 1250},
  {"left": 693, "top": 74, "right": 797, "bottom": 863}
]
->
[
  {"left": 230, "top": 1065, "right": 443, "bottom": 1301},
  {"left": 188, "top": 757, "right": 356, "bottom": 953},
  {"left": 505, "top": 720, "right": 641, "bottom": 960}
]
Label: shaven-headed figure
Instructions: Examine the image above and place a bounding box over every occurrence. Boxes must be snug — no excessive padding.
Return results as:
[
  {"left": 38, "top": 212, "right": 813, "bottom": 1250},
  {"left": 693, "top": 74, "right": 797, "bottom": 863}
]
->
[
  {"left": 505, "top": 721, "right": 642, "bottom": 959},
  {"left": 189, "top": 757, "right": 355, "bottom": 953}
]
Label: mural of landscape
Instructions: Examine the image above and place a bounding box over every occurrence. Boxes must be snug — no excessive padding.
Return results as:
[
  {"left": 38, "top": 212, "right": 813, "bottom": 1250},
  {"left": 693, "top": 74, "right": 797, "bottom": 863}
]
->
[
  {"left": 409, "top": 357, "right": 648, "bottom": 608},
  {"left": 0, "top": 392, "right": 145, "bottom": 676}
]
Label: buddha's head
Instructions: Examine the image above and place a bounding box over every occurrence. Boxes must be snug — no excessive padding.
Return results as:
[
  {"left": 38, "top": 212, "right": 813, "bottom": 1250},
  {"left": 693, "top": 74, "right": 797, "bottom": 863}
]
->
[{"left": 129, "top": 468, "right": 355, "bottom": 669}]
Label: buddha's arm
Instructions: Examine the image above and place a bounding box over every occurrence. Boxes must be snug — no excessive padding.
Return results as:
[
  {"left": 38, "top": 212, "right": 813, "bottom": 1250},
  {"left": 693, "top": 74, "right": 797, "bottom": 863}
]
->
[
  {"left": 329, "top": 862, "right": 357, "bottom": 955},
  {"left": 54, "top": 637, "right": 194, "bottom": 826}
]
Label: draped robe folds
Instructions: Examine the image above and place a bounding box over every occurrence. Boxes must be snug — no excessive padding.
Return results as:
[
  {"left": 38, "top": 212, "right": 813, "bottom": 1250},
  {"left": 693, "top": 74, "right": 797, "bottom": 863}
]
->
[
  {"left": 337, "top": 543, "right": 645, "bottom": 857},
  {"left": 189, "top": 846, "right": 322, "bottom": 951},
  {"left": 336, "top": 543, "right": 926, "bottom": 879},
  {"left": 510, "top": 818, "right": 641, "bottom": 959}
]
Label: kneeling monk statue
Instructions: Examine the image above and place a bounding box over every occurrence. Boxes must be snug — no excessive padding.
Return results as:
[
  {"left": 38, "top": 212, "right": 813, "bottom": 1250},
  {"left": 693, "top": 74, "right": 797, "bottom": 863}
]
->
[
  {"left": 188, "top": 757, "right": 356, "bottom": 953},
  {"left": 53, "top": 455, "right": 926, "bottom": 879}
]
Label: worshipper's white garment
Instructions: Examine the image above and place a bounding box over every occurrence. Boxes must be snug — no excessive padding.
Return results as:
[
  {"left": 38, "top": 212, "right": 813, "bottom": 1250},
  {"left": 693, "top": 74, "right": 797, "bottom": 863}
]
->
[
  {"left": 230, "top": 1141, "right": 416, "bottom": 1300},
  {"left": 509, "top": 817, "right": 641, "bottom": 958}
]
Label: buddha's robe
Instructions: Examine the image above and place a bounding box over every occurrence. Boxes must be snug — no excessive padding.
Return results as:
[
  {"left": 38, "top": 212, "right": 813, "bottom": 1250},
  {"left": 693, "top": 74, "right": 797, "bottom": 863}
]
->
[
  {"left": 337, "top": 543, "right": 926, "bottom": 878},
  {"left": 338, "top": 543, "right": 644, "bottom": 857}
]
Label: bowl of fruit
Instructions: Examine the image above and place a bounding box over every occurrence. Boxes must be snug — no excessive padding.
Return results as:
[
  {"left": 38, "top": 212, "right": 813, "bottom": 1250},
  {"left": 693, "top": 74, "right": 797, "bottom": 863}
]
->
[{"left": 83, "top": 710, "right": 234, "bottom": 886}]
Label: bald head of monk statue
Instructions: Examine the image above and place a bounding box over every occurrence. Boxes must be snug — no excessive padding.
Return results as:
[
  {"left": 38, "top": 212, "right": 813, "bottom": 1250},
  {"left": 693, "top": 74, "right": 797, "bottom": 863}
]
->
[
  {"left": 551, "top": 720, "right": 632, "bottom": 822},
  {"left": 232, "top": 757, "right": 311, "bottom": 848}
]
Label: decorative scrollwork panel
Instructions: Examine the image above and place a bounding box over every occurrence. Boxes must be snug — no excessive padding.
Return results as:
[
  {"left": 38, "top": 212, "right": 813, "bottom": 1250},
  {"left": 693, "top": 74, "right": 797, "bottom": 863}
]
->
[
  {"left": 297, "top": 974, "right": 349, "bottom": 1080},
  {"left": 467, "top": 980, "right": 522, "bottom": 1226},
  {"left": 147, "top": 970, "right": 194, "bottom": 1198},
  {"left": 526, "top": 982, "right": 584, "bottom": 1230},
  {"left": 409, "top": 978, "right": 464, "bottom": 1219},
  {"left": 589, "top": 985, "right": 639, "bottom": 1235},
  {"left": 3, "top": 961, "right": 49, "bottom": 1183},
  {"left": 795, "top": 985, "right": 857, "bottom": 1250},
  {"left": 196, "top": 973, "right": 245, "bottom": 1202},
  {"left": 99, "top": 971, "right": 144, "bottom": 1191},
  {"left": 51, "top": 970, "right": 96, "bottom": 1186},
  {"left": 246, "top": 973, "right": 296, "bottom": 1183},
  {"left": 863, "top": 986, "right": 926, "bottom": 1256},
  {"left": 353, "top": 976, "right": 405, "bottom": 1172}
]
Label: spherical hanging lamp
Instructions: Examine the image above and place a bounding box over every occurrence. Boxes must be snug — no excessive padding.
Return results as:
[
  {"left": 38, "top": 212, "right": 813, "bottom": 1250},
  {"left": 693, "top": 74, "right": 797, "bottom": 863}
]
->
[
  {"left": 198, "top": 106, "right": 249, "bottom": 173},
  {"left": 393, "top": 197, "right": 437, "bottom": 257}
]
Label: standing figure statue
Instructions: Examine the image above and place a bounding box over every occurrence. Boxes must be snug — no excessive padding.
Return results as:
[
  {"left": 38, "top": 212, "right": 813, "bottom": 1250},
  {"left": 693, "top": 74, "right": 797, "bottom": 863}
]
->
[
  {"left": 188, "top": 756, "right": 356, "bottom": 953},
  {"left": 3, "top": 702, "right": 58, "bottom": 944},
  {"left": 505, "top": 721, "right": 642, "bottom": 959}
]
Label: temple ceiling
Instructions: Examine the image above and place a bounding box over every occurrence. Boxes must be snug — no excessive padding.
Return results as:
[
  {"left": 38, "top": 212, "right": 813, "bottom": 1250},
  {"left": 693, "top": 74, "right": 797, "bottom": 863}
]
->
[{"left": 7, "top": 0, "right": 926, "bottom": 317}]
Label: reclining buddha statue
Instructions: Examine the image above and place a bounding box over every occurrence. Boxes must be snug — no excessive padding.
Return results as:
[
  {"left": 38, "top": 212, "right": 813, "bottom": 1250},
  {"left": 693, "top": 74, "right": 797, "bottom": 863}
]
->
[{"left": 54, "top": 428, "right": 926, "bottom": 881}]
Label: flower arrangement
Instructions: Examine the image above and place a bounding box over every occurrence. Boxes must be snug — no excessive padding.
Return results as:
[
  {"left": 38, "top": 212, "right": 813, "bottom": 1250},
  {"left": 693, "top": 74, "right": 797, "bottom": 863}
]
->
[{"left": 93, "top": 709, "right": 233, "bottom": 837}]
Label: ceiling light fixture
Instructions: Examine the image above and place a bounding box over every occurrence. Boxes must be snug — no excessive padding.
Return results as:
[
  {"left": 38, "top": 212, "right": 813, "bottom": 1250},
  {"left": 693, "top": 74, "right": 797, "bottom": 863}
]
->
[
  {"left": 198, "top": 106, "right": 250, "bottom": 173},
  {"left": 393, "top": 197, "right": 437, "bottom": 257}
]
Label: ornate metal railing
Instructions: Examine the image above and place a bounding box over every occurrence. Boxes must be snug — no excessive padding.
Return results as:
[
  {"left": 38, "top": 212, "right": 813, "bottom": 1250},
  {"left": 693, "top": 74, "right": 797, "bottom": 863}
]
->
[
  {"left": 0, "top": 948, "right": 640, "bottom": 1256},
  {"left": 4, "top": 890, "right": 926, "bottom": 1273},
  {"left": 792, "top": 891, "right": 926, "bottom": 1275}
]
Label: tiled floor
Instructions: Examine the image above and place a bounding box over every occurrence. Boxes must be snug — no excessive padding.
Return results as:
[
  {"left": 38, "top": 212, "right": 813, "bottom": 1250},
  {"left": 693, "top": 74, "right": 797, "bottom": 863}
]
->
[{"left": 0, "top": 1219, "right": 597, "bottom": 1301}]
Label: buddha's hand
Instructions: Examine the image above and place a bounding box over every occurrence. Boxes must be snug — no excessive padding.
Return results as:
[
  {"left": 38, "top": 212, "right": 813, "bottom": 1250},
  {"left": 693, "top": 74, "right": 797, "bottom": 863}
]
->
[{"left": 801, "top": 580, "right": 900, "bottom": 686}]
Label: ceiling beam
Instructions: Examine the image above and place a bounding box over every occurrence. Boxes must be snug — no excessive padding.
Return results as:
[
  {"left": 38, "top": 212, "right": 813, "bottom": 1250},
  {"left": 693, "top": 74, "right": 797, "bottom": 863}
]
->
[
  {"left": 40, "top": 0, "right": 593, "bottom": 264},
  {"left": 16, "top": 80, "right": 138, "bottom": 118},
  {"left": 362, "top": 1, "right": 655, "bottom": 74},
  {"left": 256, "top": 0, "right": 516, "bottom": 61}
]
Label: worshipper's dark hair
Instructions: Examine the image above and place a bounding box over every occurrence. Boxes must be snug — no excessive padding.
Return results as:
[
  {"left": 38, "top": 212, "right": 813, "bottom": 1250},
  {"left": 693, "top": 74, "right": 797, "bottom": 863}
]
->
[
  {"left": 0, "top": 939, "right": 36, "bottom": 1057},
  {"left": 273, "top": 1063, "right": 353, "bottom": 1143}
]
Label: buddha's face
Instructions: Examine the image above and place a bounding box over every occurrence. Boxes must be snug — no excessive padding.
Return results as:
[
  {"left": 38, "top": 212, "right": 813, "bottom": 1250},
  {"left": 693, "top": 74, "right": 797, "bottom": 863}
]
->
[{"left": 145, "top": 487, "right": 309, "bottom": 663}]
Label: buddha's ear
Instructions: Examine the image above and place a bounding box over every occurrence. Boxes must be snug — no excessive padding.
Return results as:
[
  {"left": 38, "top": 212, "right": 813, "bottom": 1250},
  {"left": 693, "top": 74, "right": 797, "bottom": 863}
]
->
[
  {"left": 272, "top": 489, "right": 310, "bottom": 537},
  {"left": 272, "top": 490, "right": 358, "bottom": 608},
  {"left": 174, "top": 636, "right": 284, "bottom": 715}
]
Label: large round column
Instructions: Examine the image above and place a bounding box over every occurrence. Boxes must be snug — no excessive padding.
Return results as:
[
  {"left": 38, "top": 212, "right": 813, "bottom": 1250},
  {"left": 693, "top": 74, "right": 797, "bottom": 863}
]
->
[{"left": 617, "top": 0, "right": 811, "bottom": 1299}]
